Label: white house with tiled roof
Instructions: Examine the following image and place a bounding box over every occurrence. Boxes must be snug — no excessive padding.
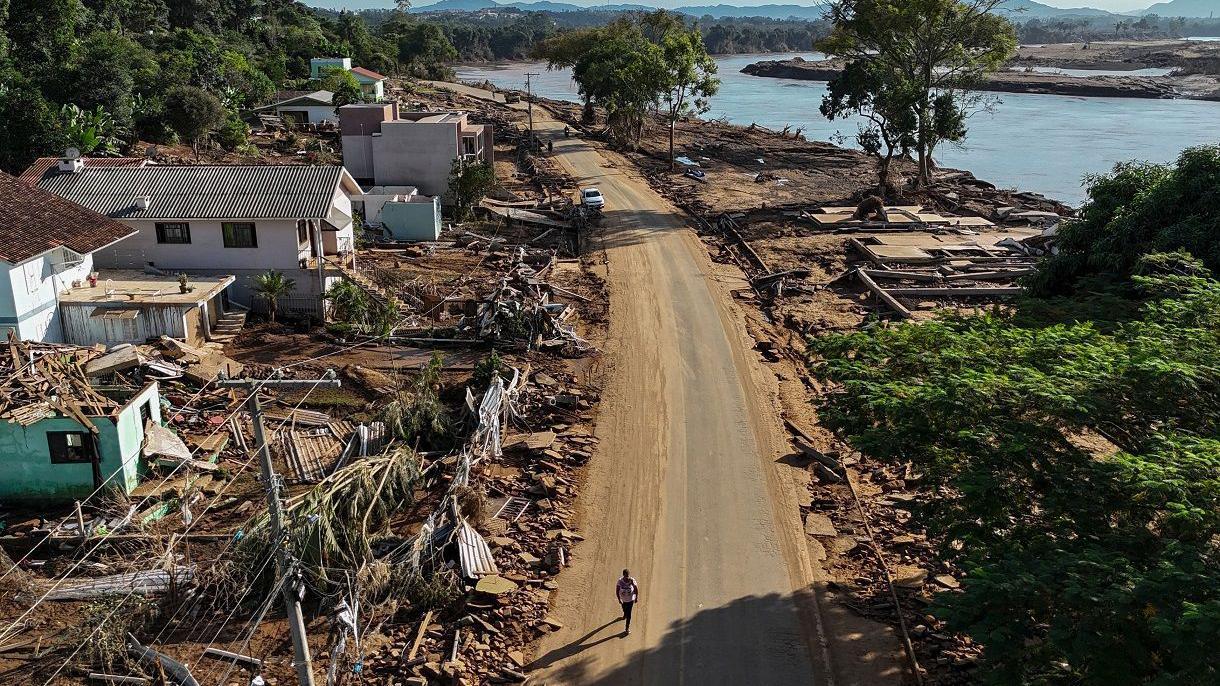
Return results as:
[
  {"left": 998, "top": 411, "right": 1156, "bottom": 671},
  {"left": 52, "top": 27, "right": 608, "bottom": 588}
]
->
[
  {"left": 0, "top": 170, "right": 135, "bottom": 341},
  {"left": 25, "top": 157, "right": 362, "bottom": 312}
]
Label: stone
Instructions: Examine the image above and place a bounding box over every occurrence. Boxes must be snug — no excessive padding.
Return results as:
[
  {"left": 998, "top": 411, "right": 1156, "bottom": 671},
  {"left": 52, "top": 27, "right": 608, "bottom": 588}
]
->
[
  {"left": 933, "top": 574, "right": 960, "bottom": 590},
  {"left": 476, "top": 575, "right": 519, "bottom": 596},
  {"left": 807, "top": 538, "right": 828, "bottom": 561},
  {"left": 518, "top": 552, "right": 541, "bottom": 566},
  {"left": 894, "top": 566, "right": 928, "bottom": 589},
  {"left": 541, "top": 616, "right": 564, "bottom": 630},
  {"left": 804, "top": 513, "right": 838, "bottom": 538},
  {"left": 508, "top": 650, "right": 526, "bottom": 667},
  {"left": 831, "top": 536, "right": 858, "bottom": 555}
]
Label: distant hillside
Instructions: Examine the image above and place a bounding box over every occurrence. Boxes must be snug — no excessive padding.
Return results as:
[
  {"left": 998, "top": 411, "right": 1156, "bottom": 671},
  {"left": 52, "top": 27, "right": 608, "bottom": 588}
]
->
[
  {"left": 1131, "top": 0, "right": 1218, "bottom": 17},
  {"left": 325, "top": 0, "right": 1213, "bottom": 21},
  {"left": 995, "top": 0, "right": 1117, "bottom": 18}
]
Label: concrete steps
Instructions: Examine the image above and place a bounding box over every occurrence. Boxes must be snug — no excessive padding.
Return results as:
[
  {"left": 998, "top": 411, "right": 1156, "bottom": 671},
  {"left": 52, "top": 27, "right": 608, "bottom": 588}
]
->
[{"left": 209, "top": 310, "right": 247, "bottom": 344}]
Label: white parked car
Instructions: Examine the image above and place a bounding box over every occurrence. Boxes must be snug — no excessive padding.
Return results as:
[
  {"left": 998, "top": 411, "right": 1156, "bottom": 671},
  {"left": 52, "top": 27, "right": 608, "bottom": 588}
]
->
[{"left": 580, "top": 188, "right": 605, "bottom": 210}]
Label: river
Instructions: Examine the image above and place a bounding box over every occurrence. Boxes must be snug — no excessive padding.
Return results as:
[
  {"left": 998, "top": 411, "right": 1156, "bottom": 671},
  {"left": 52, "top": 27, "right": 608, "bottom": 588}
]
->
[{"left": 456, "top": 54, "right": 1220, "bottom": 206}]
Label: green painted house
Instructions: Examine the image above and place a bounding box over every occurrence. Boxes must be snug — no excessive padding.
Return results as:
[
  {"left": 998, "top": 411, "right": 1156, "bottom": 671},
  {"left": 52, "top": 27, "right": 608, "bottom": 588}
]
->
[{"left": 0, "top": 381, "right": 161, "bottom": 503}]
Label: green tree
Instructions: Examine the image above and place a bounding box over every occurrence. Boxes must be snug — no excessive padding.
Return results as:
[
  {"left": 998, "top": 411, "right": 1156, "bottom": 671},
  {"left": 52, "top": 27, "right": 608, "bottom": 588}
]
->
[
  {"left": 445, "top": 159, "right": 494, "bottom": 220},
  {"left": 820, "top": 0, "right": 1016, "bottom": 186},
  {"left": 1030, "top": 144, "right": 1220, "bottom": 296},
  {"left": 395, "top": 22, "right": 458, "bottom": 79},
  {"left": 214, "top": 113, "right": 249, "bottom": 151},
  {"left": 163, "top": 85, "right": 225, "bottom": 158},
  {"left": 253, "top": 270, "right": 296, "bottom": 323},
  {"left": 570, "top": 24, "right": 666, "bottom": 148},
  {"left": 643, "top": 12, "right": 720, "bottom": 170},
  {"left": 60, "top": 104, "right": 123, "bottom": 156},
  {"left": 821, "top": 59, "right": 917, "bottom": 195},
  {"left": 0, "top": 68, "right": 64, "bottom": 173},
  {"left": 809, "top": 255, "right": 1220, "bottom": 684},
  {"left": 320, "top": 67, "right": 363, "bottom": 108},
  {"left": 533, "top": 28, "right": 603, "bottom": 122}
]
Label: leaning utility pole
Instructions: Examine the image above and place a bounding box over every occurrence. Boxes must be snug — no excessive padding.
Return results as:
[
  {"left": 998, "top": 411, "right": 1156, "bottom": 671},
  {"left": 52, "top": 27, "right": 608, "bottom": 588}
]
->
[
  {"left": 219, "top": 372, "right": 342, "bottom": 686},
  {"left": 524, "top": 72, "right": 539, "bottom": 141}
]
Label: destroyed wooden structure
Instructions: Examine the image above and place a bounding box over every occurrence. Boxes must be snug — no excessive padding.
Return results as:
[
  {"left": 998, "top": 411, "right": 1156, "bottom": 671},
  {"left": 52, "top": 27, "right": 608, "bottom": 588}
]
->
[{"left": 846, "top": 234, "right": 1044, "bottom": 318}]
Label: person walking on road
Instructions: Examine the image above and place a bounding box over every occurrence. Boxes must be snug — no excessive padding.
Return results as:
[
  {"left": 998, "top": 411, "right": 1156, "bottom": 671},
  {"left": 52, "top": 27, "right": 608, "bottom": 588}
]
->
[{"left": 616, "top": 569, "right": 639, "bottom": 636}]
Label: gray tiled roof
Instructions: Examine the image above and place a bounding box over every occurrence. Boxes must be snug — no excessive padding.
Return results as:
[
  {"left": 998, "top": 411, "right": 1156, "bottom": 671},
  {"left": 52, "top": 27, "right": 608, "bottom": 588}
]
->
[{"left": 36, "top": 165, "right": 347, "bottom": 220}]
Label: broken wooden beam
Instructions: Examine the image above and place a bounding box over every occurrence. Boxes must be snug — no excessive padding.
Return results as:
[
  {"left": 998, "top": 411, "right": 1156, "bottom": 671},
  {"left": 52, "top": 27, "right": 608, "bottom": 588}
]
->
[
  {"left": 201, "top": 647, "right": 263, "bottom": 670},
  {"left": 856, "top": 269, "right": 912, "bottom": 319},
  {"left": 88, "top": 675, "right": 149, "bottom": 685},
  {"left": 883, "top": 286, "right": 1024, "bottom": 297}
]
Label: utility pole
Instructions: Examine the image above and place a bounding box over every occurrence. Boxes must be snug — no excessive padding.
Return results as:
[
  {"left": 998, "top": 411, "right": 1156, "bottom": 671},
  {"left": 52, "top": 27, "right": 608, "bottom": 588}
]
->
[
  {"left": 524, "top": 72, "right": 539, "bottom": 142},
  {"left": 219, "top": 372, "right": 341, "bottom": 686}
]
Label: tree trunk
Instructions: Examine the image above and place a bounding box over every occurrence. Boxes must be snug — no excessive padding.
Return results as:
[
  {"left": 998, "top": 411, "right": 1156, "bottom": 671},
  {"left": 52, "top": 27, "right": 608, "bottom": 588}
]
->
[
  {"left": 669, "top": 118, "right": 676, "bottom": 172},
  {"left": 877, "top": 153, "right": 893, "bottom": 199}
]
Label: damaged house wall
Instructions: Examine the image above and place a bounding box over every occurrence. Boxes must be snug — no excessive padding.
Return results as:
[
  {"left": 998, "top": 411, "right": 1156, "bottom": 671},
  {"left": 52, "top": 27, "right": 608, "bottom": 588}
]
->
[{"left": 0, "top": 382, "right": 161, "bottom": 502}]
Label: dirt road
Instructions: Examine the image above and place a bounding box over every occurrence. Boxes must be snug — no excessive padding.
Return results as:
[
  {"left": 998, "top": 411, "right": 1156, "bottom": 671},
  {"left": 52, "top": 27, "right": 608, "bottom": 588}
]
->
[{"left": 509, "top": 114, "right": 900, "bottom": 684}]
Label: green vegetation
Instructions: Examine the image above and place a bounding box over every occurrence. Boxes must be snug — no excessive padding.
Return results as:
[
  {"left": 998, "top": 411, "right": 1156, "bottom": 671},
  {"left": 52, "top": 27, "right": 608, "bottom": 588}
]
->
[
  {"left": 537, "top": 11, "right": 719, "bottom": 151},
  {"left": 820, "top": 0, "right": 1017, "bottom": 186},
  {"left": 252, "top": 270, "right": 296, "bottom": 324},
  {"left": 1031, "top": 145, "right": 1220, "bottom": 296},
  {"left": 446, "top": 159, "right": 495, "bottom": 220},
  {"left": 382, "top": 352, "right": 453, "bottom": 449},
  {"left": 808, "top": 146, "right": 1220, "bottom": 684},
  {"left": 820, "top": 60, "right": 916, "bottom": 195}
]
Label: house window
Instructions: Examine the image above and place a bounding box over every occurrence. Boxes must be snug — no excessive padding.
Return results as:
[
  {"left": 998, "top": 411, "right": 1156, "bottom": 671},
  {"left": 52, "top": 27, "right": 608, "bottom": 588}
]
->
[
  {"left": 48, "top": 431, "right": 96, "bottom": 464},
  {"left": 139, "top": 400, "right": 152, "bottom": 426},
  {"left": 155, "top": 222, "right": 191, "bottom": 244},
  {"left": 297, "top": 221, "right": 309, "bottom": 246},
  {"left": 222, "top": 222, "right": 257, "bottom": 248}
]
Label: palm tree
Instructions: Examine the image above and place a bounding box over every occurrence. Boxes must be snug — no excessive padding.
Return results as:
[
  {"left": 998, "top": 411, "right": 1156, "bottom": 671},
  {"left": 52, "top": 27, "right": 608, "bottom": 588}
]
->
[{"left": 253, "top": 270, "right": 296, "bottom": 323}]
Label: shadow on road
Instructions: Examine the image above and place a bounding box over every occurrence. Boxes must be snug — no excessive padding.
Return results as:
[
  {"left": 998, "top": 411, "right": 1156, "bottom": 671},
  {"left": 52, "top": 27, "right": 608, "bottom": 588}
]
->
[
  {"left": 529, "top": 618, "right": 623, "bottom": 671},
  {"left": 533, "top": 593, "right": 801, "bottom": 685}
]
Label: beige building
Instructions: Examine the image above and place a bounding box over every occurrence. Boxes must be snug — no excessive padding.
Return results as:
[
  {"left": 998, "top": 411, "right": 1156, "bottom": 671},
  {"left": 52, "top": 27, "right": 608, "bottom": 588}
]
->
[{"left": 339, "top": 104, "right": 494, "bottom": 198}]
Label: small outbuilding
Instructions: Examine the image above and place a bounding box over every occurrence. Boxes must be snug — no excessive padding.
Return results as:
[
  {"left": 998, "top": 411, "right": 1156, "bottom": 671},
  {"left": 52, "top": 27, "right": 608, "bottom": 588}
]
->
[{"left": 0, "top": 340, "right": 163, "bottom": 502}]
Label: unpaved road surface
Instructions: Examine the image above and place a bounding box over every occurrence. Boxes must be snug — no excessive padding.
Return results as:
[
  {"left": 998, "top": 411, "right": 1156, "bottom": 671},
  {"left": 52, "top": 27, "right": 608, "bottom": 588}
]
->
[
  {"left": 426, "top": 81, "right": 900, "bottom": 685},
  {"left": 521, "top": 114, "right": 899, "bottom": 684}
]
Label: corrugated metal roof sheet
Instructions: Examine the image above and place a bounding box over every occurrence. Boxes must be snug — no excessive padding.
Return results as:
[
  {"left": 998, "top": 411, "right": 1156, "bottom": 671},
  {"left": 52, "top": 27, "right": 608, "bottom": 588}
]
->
[
  {"left": 36, "top": 165, "right": 348, "bottom": 220},
  {"left": 17, "top": 156, "right": 148, "bottom": 185},
  {"left": 457, "top": 519, "right": 499, "bottom": 579}
]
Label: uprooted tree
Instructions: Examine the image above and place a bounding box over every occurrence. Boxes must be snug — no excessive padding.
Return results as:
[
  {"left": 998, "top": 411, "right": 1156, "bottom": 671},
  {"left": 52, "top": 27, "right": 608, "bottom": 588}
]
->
[{"left": 819, "top": 0, "right": 1016, "bottom": 187}]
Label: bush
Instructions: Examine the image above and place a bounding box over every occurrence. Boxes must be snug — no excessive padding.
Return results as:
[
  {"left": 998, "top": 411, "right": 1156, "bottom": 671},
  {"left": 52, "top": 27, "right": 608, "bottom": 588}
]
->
[{"left": 215, "top": 115, "right": 249, "bottom": 151}]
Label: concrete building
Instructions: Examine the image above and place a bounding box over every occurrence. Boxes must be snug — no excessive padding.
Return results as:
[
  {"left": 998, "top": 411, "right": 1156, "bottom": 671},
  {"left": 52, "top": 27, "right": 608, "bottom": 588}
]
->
[
  {"left": 0, "top": 368, "right": 161, "bottom": 502},
  {"left": 58, "top": 272, "right": 235, "bottom": 347},
  {"left": 357, "top": 186, "right": 443, "bottom": 241},
  {"left": 252, "top": 90, "right": 337, "bottom": 125},
  {"left": 339, "top": 104, "right": 494, "bottom": 198},
  {"left": 28, "top": 161, "right": 363, "bottom": 315},
  {"left": 351, "top": 67, "right": 387, "bottom": 102},
  {"left": 0, "top": 170, "right": 136, "bottom": 342},
  {"left": 311, "top": 57, "right": 352, "bottom": 79}
]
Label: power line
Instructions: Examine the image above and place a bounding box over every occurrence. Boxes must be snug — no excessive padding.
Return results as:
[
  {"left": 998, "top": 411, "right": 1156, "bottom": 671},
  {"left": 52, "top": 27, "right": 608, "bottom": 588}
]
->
[{"left": 218, "top": 374, "right": 342, "bottom": 686}]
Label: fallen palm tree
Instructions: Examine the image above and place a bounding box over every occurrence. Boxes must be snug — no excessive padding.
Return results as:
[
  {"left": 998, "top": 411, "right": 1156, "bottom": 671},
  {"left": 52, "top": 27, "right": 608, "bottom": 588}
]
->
[{"left": 233, "top": 446, "right": 423, "bottom": 595}]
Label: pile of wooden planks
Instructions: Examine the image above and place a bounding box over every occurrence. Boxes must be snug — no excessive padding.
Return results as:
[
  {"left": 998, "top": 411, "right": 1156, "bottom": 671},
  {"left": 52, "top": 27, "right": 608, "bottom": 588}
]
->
[{"left": 0, "top": 335, "right": 120, "bottom": 427}]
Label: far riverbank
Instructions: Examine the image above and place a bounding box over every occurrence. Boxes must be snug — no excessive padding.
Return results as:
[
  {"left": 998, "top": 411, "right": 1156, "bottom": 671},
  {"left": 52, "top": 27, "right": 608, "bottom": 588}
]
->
[{"left": 457, "top": 53, "right": 1220, "bottom": 205}]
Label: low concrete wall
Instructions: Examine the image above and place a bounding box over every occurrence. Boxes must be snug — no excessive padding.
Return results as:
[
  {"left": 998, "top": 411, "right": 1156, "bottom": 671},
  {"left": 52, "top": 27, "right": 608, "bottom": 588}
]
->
[{"left": 381, "top": 197, "right": 442, "bottom": 241}]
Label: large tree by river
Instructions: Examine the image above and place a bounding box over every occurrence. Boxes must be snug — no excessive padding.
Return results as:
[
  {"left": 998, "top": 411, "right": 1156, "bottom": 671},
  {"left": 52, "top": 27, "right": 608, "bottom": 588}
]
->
[{"left": 819, "top": 0, "right": 1016, "bottom": 187}]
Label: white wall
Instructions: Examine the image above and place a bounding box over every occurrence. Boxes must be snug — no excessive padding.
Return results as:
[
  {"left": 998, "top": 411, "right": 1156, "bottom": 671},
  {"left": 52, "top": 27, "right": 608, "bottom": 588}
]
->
[
  {"left": 278, "top": 105, "right": 339, "bottom": 124},
  {"left": 0, "top": 250, "right": 95, "bottom": 343},
  {"left": 96, "top": 219, "right": 311, "bottom": 272}
]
